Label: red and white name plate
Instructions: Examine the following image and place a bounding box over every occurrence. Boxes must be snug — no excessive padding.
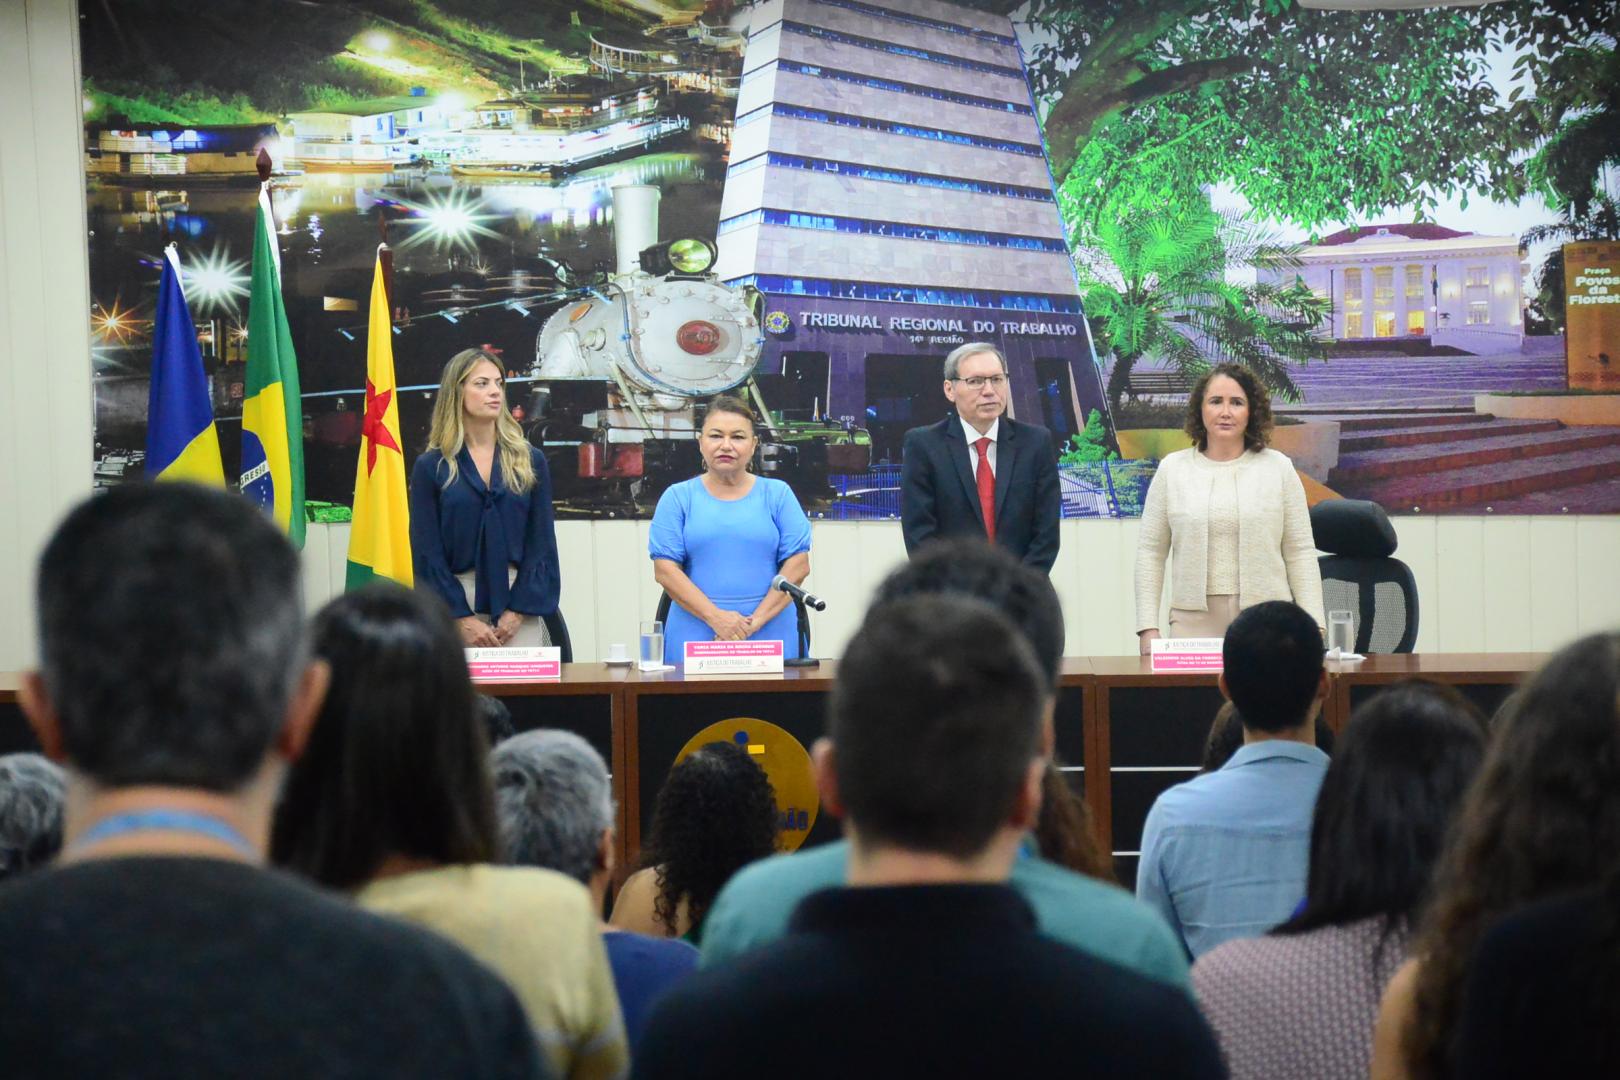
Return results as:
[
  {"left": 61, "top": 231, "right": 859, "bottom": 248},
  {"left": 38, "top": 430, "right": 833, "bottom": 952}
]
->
[
  {"left": 1150, "top": 637, "right": 1224, "bottom": 672},
  {"left": 465, "top": 646, "right": 562, "bottom": 682},
  {"left": 684, "top": 639, "right": 785, "bottom": 675}
]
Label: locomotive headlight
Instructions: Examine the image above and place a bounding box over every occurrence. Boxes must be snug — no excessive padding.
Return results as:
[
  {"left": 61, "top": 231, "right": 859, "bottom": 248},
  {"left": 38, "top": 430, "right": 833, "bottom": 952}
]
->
[
  {"left": 640, "top": 237, "right": 717, "bottom": 277},
  {"left": 668, "top": 238, "right": 716, "bottom": 274}
]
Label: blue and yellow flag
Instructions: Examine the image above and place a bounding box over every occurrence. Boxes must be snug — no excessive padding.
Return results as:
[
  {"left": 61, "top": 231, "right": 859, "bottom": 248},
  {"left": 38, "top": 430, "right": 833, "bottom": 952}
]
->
[
  {"left": 241, "top": 184, "right": 306, "bottom": 547},
  {"left": 345, "top": 249, "right": 413, "bottom": 588},
  {"left": 146, "top": 245, "right": 225, "bottom": 486}
]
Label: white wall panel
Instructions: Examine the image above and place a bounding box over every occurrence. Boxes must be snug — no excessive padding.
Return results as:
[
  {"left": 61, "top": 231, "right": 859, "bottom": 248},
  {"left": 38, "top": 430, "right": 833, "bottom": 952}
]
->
[
  {"left": 588, "top": 520, "right": 648, "bottom": 659},
  {"left": 1434, "top": 517, "right": 1487, "bottom": 652},
  {"left": 0, "top": 0, "right": 92, "bottom": 671},
  {"left": 1575, "top": 517, "right": 1620, "bottom": 636},
  {"left": 1390, "top": 517, "right": 1439, "bottom": 653},
  {"left": 1480, "top": 516, "right": 1533, "bottom": 653},
  {"left": 1527, "top": 517, "right": 1581, "bottom": 650}
]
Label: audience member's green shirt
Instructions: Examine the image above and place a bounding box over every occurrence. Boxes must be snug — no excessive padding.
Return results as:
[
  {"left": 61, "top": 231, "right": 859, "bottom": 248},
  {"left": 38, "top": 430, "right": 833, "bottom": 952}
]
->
[{"left": 700, "top": 840, "right": 1191, "bottom": 990}]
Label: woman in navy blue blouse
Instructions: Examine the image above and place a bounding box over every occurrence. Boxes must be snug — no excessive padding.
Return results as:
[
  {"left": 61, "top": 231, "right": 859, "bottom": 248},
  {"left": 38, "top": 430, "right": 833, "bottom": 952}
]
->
[{"left": 409, "top": 348, "right": 560, "bottom": 647}]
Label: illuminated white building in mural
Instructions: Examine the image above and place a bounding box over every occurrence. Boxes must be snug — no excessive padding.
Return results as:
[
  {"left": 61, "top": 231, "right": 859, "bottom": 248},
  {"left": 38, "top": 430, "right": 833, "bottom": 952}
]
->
[{"left": 1266, "top": 223, "right": 1528, "bottom": 353}]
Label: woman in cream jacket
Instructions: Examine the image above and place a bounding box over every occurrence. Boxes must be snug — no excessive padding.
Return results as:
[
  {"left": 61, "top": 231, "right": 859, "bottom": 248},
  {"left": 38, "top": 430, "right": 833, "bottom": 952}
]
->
[{"left": 1135, "top": 364, "right": 1325, "bottom": 653}]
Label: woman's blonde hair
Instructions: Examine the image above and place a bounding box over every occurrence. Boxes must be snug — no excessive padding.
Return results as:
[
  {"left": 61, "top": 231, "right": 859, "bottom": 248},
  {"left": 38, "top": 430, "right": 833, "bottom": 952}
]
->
[{"left": 427, "top": 349, "right": 535, "bottom": 494}]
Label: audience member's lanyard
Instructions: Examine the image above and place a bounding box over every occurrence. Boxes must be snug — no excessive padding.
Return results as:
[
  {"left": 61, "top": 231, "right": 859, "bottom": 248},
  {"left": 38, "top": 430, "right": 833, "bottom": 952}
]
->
[{"left": 73, "top": 810, "right": 256, "bottom": 858}]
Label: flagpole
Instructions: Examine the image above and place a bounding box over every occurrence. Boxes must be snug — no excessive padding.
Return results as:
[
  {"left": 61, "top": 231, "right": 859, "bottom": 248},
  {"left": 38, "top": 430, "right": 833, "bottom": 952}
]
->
[{"left": 377, "top": 207, "right": 398, "bottom": 322}]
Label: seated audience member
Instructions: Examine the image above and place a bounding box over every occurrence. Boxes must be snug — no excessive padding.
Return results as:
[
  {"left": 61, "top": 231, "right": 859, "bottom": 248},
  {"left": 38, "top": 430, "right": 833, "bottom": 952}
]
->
[
  {"left": 1193, "top": 681, "right": 1487, "bottom": 1080},
  {"left": 700, "top": 540, "right": 1188, "bottom": 987},
  {"left": 1137, "top": 600, "right": 1329, "bottom": 959},
  {"left": 1201, "top": 701, "right": 1247, "bottom": 774},
  {"left": 477, "top": 692, "right": 517, "bottom": 747},
  {"left": 0, "top": 752, "right": 65, "bottom": 879},
  {"left": 1371, "top": 632, "right": 1620, "bottom": 1080},
  {"left": 272, "top": 584, "right": 626, "bottom": 1080},
  {"left": 609, "top": 741, "right": 778, "bottom": 947},
  {"left": 635, "top": 596, "right": 1224, "bottom": 1079},
  {"left": 1034, "top": 759, "right": 1114, "bottom": 882},
  {"left": 492, "top": 730, "right": 699, "bottom": 1048},
  {"left": 1, "top": 484, "right": 544, "bottom": 1078},
  {"left": 1452, "top": 863, "right": 1620, "bottom": 1078}
]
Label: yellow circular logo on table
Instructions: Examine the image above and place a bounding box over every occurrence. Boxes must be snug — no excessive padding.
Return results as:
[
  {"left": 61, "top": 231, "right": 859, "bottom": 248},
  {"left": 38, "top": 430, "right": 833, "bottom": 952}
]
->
[{"left": 676, "top": 718, "right": 819, "bottom": 852}]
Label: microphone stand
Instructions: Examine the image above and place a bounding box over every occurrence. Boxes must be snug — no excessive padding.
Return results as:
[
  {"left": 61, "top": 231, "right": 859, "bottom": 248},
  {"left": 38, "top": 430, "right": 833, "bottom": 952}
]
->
[{"left": 784, "top": 592, "right": 819, "bottom": 668}]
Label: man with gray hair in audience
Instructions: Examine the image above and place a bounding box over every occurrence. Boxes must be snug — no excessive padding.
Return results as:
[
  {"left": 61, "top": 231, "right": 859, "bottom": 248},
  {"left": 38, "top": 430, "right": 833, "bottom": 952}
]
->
[
  {"left": 0, "top": 753, "right": 66, "bottom": 879},
  {"left": 493, "top": 730, "right": 698, "bottom": 1048}
]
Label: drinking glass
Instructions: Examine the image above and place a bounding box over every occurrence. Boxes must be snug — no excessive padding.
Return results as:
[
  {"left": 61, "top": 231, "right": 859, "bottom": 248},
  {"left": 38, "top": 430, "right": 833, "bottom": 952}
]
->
[
  {"left": 639, "top": 620, "right": 665, "bottom": 670},
  {"left": 1327, "top": 610, "right": 1356, "bottom": 656}
]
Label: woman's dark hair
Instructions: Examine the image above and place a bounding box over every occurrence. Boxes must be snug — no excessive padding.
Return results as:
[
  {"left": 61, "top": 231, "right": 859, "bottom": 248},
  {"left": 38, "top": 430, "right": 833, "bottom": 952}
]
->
[
  {"left": 701, "top": 394, "right": 757, "bottom": 430},
  {"left": 1034, "top": 759, "right": 1113, "bottom": 883},
  {"left": 1278, "top": 681, "right": 1486, "bottom": 940},
  {"left": 1201, "top": 701, "right": 1246, "bottom": 773},
  {"left": 1184, "top": 362, "right": 1273, "bottom": 451},
  {"left": 271, "top": 584, "right": 498, "bottom": 890},
  {"left": 639, "top": 741, "right": 779, "bottom": 936},
  {"left": 1203, "top": 700, "right": 1336, "bottom": 776},
  {"left": 1404, "top": 634, "right": 1620, "bottom": 1079}
]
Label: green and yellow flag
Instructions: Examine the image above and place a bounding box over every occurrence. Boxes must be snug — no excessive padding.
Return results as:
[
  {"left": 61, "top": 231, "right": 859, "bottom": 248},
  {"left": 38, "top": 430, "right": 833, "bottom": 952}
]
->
[
  {"left": 345, "top": 249, "right": 412, "bottom": 588},
  {"left": 241, "top": 184, "right": 306, "bottom": 547}
]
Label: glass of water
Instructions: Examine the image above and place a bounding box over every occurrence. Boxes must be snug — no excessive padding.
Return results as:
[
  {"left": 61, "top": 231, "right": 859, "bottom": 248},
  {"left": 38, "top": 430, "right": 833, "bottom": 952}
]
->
[
  {"left": 639, "top": 620, "right": 664, "bottom": 670},
  {"left": 1327, "top": 610, "right": 1356, "bottom": 656}
]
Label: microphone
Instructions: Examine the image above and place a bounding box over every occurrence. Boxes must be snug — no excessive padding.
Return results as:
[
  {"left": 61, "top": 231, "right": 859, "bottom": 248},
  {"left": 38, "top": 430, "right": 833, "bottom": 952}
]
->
[{"left": 771, "top": 574, "right": 826, "bottom": 611}]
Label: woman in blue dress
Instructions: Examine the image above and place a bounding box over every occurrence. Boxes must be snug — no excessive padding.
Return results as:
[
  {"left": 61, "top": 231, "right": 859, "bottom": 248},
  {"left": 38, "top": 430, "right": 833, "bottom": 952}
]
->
[
  {"left": 409, "top": 348, "right": 560, "bottom": 648},
  {"left": 649, "top": 395, "right": 812, "bottom": 666}
]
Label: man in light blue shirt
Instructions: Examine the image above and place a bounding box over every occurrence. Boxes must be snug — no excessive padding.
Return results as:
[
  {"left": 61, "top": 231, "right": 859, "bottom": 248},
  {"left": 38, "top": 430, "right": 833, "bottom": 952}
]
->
[{"left": 1136, "top": 601, "right": 1330, "bottom": 959}]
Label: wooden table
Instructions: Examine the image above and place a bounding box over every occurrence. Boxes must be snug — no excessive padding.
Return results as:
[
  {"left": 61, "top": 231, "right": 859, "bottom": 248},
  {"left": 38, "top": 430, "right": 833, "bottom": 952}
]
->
[{"left": 0, "top": 654, "right": 1546, "bottom": 880}]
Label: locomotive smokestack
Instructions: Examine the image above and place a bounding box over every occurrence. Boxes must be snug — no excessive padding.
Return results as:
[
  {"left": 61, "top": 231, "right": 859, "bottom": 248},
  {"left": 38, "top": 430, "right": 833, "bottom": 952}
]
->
[{"left": 613, "top": 184, "right": 660, "bottom": 276}]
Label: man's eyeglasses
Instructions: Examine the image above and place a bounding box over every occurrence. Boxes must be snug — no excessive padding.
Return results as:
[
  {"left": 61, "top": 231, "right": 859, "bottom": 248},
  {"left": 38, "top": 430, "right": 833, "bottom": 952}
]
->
[{"left": 954, "top": 375, "right": 1007, "bottom": 390}]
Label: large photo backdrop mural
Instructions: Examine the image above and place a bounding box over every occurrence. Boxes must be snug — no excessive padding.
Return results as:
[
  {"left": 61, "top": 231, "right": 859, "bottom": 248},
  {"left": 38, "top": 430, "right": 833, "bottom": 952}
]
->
[{"left": 82, "top": 0, "right": 1620, "bottom": 519}]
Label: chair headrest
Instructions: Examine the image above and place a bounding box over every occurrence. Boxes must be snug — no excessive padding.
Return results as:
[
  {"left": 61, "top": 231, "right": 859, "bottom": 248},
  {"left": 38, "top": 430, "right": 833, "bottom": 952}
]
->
[{"left": 1311, "top": 498, "right": 1397, "bottom": 557}]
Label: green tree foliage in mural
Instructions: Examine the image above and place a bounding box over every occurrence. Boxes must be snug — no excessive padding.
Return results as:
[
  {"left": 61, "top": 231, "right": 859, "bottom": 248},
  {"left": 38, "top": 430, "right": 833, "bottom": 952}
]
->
[
  {"left": 80, "top": 0, "right": 606, "bottom": 122},
  {"left": 1066, "top": 179, "right": 1329, "bottom": 416},
  {"left": 1059, "top": 409, "right": 1118, "bottom": 464},
  {"left": 1522, "top": 192, "right": 1620, "bottom": 334},
  {"left": 1522, "top": 46, "right": 1620, "bottom": 219},
  {"left": 955, "top": 0, "right": 1618, "bottom": 230}
]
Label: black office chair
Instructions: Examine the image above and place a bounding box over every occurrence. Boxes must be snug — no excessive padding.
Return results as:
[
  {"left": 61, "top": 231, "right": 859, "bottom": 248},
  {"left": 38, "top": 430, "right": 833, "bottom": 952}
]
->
[
  {"left": 1310, "top": 499, "right": 1419, "bottom": 654},
  {"left": 653, "top": 592, "right": 810, "bottom": 651},
  {"left": 542, "top": 610, "right": 573, "bottom": 663}
]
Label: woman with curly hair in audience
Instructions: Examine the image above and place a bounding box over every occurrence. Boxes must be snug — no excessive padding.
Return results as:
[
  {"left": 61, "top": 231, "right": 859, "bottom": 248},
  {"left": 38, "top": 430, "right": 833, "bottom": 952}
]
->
[
  {"left": 610, "top": 741, "right": 779, "bottom": 947},
  {"left": 1194, "top": 681, "right": 1486, "bottom": 1079},
  {"left": 271, "top": 584, "right": 627, "bottom": 1080},
  {"left": 1369, "top": 632, "right": 1620, "bottom": 1079}
]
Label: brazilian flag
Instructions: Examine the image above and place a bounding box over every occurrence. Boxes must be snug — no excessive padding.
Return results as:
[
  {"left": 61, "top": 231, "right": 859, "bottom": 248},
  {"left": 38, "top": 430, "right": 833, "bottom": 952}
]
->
[{"left": 241, "top": 184, "right": 305, "bottom": 548}]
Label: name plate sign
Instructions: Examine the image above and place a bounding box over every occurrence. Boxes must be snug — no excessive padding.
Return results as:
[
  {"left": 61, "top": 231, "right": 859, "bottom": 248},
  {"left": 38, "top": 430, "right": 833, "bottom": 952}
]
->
[
  {"left": 684, "top": 640, "right": 785, "bottom": 675},
  {"left": 1151, "top": 638, "right": 1224, "bottom": 673},
  {"left": 465, "top": 646, "right": 562, "bottom": 682}
]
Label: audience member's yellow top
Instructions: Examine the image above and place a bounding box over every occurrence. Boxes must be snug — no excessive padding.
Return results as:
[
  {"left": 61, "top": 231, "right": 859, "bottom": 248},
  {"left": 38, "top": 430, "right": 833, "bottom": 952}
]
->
[{"left": 359, "top": 864, "right": 628, "bottom": 1080}]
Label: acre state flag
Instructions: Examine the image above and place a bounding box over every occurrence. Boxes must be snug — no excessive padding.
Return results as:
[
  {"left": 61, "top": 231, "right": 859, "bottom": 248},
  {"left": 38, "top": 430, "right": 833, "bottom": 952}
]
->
[{"left": 345, "top": 248, "right": 412, "bottom": 588}]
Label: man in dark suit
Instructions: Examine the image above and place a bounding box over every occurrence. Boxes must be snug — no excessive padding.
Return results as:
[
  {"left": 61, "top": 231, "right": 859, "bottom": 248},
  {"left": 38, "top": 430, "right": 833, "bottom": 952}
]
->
[
  {"left": 633, "top": 595, "right": 1224, "bottom": 1080},
  {"left": 900, "top": 342, "right": 1061, "bottom": 572}
]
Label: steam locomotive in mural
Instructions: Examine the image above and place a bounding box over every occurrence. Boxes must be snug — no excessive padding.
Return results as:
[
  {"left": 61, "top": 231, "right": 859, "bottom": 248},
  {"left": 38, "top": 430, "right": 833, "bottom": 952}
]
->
[{"left": 519, "top": 184, "right": 870, "bottom": 512}]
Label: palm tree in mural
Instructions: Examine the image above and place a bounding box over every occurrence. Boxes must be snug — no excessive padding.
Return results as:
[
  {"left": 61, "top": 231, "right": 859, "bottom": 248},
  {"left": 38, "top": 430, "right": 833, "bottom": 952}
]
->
[
  {"left": 1069, "top": 184, "right": 1331, "bottom": 418},
  {"left": 1522, "top": 189, "right": 1620, "bottom": 334}
]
